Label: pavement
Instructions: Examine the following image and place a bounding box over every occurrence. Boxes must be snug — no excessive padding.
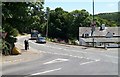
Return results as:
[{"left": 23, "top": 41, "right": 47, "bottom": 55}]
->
[{"left": 1, "top": 39, "right": 42, "bottom": 65}]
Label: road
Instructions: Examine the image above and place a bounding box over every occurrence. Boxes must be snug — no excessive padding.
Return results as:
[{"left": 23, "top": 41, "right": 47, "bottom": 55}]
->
[{"left": 2, "top": 36, "right": 118, "bottom": 76}]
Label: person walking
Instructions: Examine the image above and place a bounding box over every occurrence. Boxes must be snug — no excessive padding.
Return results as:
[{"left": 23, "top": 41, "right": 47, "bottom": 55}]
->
[
  {"left": 26, "top": 40, "right": 29, "bottom": 50},
  {"left": 24, "top": 40, "right": 27, "bottom": 50}
]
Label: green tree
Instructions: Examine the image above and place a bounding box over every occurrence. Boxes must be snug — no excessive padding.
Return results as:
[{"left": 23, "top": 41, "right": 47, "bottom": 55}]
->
[
  {"left": 2, "top": 2, "right": 44, "bottom": 55},
  {"left": 95, "top": 12, "right": 119, "bottom": 27},
  {"left": 2, "top": 2, "right": 44, "bottom": 34},
  {"left": 48, "top": 8, "right": 91, "bottom": 41}
]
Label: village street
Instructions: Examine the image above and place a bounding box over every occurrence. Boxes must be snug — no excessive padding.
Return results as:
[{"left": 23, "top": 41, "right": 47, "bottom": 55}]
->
[{"left": 2, "top": 35, "right": 118, "bottom": 76}]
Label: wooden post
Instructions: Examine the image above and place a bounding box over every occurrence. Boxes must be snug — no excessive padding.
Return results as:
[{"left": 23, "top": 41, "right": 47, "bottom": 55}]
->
[{"left": 104, "top": 43, "right": 107, "bottom": 50}]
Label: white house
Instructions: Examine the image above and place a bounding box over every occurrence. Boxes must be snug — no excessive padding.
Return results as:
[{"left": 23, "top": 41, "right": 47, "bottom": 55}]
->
[{"left": 79, "top": 26, "right": 120, "bottom": 47}]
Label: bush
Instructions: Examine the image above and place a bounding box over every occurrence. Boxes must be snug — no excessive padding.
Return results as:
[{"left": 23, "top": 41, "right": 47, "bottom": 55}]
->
[
  {"left": 10, "top": 28, "right": 19, "bottom": 37},
  {"left": 2, "top": 41, "right": 12, "bottom": 55}
]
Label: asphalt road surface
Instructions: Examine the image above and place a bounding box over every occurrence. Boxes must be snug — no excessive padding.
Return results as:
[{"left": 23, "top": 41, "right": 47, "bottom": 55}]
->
[{"left": 2, "top": 36, "right": 118, "bottom": 75}]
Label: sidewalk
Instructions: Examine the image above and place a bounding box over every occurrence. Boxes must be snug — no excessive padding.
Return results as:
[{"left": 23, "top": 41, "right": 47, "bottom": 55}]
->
[{"left": 1, "top": 42, "right": 42, "bottom": 65}]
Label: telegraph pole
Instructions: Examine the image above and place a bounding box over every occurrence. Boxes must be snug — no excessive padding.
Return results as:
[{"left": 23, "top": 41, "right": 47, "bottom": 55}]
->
[
  {"left": 92, "top": 0, "right": 95, "bottom": 47},
  {"left": 93, "top": 0, "right": 94, "bottom": 22},
  {"left": 46, "top": 7, "right": 49, "bottom": 38}
]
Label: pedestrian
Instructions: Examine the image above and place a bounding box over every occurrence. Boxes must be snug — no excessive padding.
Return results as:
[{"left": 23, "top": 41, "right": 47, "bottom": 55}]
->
[
  {"left": 24, "top": 40, "right": 27, "bottom": 50},
  {"left": 26, "top": 40, "right": 29, "bottom": 50}
]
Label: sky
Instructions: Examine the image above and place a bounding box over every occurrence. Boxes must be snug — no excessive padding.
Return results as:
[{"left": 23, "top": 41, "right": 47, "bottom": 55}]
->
[{"left": 44, "top": 0, "right": 120, "bottom": 14}]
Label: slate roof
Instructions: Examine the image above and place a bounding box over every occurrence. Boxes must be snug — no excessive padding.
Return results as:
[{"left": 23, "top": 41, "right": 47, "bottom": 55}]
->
[{"left": 79, "top": 27, "right": 120, "bottom": 37}]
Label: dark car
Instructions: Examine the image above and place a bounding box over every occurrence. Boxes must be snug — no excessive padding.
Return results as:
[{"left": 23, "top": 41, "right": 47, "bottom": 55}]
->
[
  {"left": 36, "top": 37, "right": 46, "bottom": 43},
  {"left": 30, "top": 30, "right": 40, "bottom": 40}
]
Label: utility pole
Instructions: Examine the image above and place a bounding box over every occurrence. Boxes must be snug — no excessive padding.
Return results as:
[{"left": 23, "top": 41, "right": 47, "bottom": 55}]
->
[
  {"left": 46, "top": 7, "right": 50, "bottom": 38},
  {"left": 92, "top": 0, "right": 95, "bottom": 47},
  {"left": 93, "top": 0, "right": 94, "bottom": 22}
]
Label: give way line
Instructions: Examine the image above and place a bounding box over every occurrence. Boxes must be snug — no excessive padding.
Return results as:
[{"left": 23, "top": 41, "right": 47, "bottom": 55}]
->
[{"left": 25, "top": 68, "right": 62, "bottom": 77}]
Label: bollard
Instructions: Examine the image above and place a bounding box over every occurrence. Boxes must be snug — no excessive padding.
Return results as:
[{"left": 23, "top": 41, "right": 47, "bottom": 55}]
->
[{"left": 104, "top": 43, "right": 107, "bottom": 50}]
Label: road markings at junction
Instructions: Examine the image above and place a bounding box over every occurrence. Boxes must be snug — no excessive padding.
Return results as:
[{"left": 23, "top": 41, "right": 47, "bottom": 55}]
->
[
  {"left": 39, "top": 50, "right": 99, "bottom": 61},
  {"left": 80, "top": 59, "right": 100, "bottom": 65},
  {"left": 30, "top": 40, "right": 87, "bottom": 54},
  {"left": 31, "top": 68, "right": 61, "bottom": 75},
  {"left": 43, "top": 58, "right": 69, "bottom": 65}
]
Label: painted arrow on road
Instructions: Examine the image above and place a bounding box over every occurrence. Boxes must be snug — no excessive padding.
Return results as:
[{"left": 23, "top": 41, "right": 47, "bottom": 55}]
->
[{"left": 43, "top": 58, "right": 69, "bottom": 65}]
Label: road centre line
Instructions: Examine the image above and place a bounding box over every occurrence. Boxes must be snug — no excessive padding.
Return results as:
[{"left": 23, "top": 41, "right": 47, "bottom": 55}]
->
[
  {"left": 40, "top": 50, "right": 117, "bottom": 64},
  {"left": 80, "top": 59, "right": 100, "bottom": 65},
  {"left": 30, "top": 42, "right": 116, "bottom": 63},
  {"left": 31, "top": 40, "right": 117, "bottom": 58},
  {"left": 30, "top": 41, "right": 118, "bottom": 56},
  {"left": 29, "top": 41, "right": 117, "bottom": 60},
  {"left": 38, "top": 50, "right": 100, "bottom": 61},
  {"left": 31, "top": 68, "right": 61, "bottom": 75},
  {"left": 29, "top": 40, "right": 87, "bottom": 53},
  {"left": 29, "top": 40, "right": 118, "bottom": 54},
  {"left": 30, "top": 40, "right": 111, "bottom": 55}
]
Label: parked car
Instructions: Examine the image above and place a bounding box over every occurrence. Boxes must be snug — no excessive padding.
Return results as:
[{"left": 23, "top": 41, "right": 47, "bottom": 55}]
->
[{"left": 36, "top": 37, "right": 46, "bottom": 43}]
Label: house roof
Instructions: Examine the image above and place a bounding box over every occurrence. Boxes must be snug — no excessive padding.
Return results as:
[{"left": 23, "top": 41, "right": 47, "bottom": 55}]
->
[{"left": 79, "top": 27, "right": 120, "bottom": 37}]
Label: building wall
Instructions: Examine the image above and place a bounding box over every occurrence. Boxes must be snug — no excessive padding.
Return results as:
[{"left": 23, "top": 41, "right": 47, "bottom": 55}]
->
[{"left": 79, "top": 27, "right": 120, "bottom": 46}]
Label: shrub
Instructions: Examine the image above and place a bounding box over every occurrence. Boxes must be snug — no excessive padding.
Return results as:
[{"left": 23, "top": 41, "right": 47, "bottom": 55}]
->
[{"left": 10, "top": 28, "right": 19, "bottom": 37}]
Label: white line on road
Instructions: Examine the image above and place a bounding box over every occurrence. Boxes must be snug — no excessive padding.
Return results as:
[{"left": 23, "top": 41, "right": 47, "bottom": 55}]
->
[
  {"left": 31, "top": 68, "right": 62, "bottom": 75},
  {"left": 29, "top": 40, "right": 87, "bottom": 53},
  {"left": 43, "top": 58, "right": 69, "bottom": 65},
  {"left": 80, "top": 60, "right": 100, "bottom": 65},
  {"left": 39, "top": 50, "right": 98, "bottom": 61},
  {"left": 29, "top": 40, "right": 118, "bottom": 60}
]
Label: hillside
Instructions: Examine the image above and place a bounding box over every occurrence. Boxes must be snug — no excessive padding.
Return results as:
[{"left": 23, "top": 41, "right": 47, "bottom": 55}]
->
[{"left": 95, "top": 12, "right": 120, "bottom": 26}]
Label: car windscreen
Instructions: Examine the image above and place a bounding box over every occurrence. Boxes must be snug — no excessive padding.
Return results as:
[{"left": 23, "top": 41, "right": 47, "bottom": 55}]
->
[
  {"left": 38, "top": 37, "right": 45, "bottom": 40},
  {"left": 31, "top": 32, "right": 38, "bottom": 37}
]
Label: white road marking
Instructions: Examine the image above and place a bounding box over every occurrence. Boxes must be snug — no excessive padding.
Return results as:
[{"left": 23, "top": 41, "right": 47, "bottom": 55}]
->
[
  {"left": 29, "top": 41, "right": 118, "bottom": 63},
  {"left": 23, "top": 42, "right": 119, "bottom": 60},
  {"left": 31, "top": 68, "right": 61, "bottom": 75},
  {"left": 30, "top": 40, "right": 87, "bottom": 53},
  {"left": 80, "top": 59, "right": 100, "bottom": 65},
  {"left": 39, "top": 50, "right": 98, "bottom": 61},
  {"left": 104, "top": 54, "right": 118, "bottom": 59},
  {"left": 30, "top": 40, "right": 118, "bottom": 60},
  {"left": 43, "top": 58, "right": 69, "bottom": 65}
]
